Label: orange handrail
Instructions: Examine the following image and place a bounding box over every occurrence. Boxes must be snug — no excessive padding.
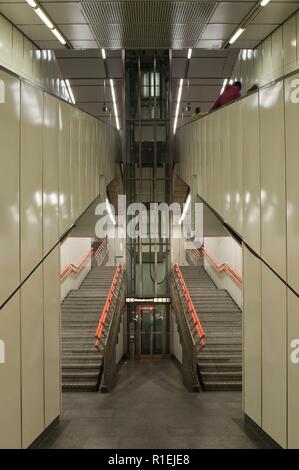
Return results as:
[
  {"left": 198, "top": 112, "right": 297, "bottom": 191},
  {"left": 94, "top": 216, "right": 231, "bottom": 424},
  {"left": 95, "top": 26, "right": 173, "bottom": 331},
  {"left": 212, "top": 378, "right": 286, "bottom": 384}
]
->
[
  {"left": 60, "top": 249, "right": 93, "bottom": 282},
  {"left": 95, "top": 264, "right": 123, "bottom": 349},
  {"left": 190, "top": 245, "right": 243, "bottom": 287},
  {"left": 60, "top": 239, "right": 108, "bottom": 282},
  {"left": 94, "top": 238, "right": 108, "bottom": 258},
  {"left": 174, "top": 264, "right": 206, "bottom": 348}
]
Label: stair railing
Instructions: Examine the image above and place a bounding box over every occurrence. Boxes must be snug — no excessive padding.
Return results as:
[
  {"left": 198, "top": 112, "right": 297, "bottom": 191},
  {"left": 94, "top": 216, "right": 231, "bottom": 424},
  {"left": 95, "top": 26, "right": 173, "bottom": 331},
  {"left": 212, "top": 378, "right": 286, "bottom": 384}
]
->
[
  {"left": 170, "top": 264, "right": 206, "bottom": 392},
  {"left": 95, "top": 264, "right": 126, "bottom": 392},
  {"left": 173, "top": 264, "right": 206, "bottom": 348},
  {"left": 60, "top": 249, "right": 93, "bottom": 282},
  {"left": 60, "top": 239, "right": 109, "bottom": 282},
  {"left": 187, "top": 242, "right": 242, "bottom": 287},
  {"left": 93, "top": 238, "right": 109, "bottom": 266}
]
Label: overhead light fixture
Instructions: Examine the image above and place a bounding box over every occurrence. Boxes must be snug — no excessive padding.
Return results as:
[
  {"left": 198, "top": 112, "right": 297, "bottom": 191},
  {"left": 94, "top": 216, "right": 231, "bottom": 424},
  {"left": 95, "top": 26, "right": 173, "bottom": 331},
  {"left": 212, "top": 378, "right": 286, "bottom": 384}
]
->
[
  {"left": 106, "top": 198, "right": 116, "bottom": 225},
  {"left": 179, "top": 194, "right": 191, "bottom": 225},
  {"left": 220, "top": 78, "right": 228, "bottom": 94},
  {"left": 110, "top": 79, "right": 120, "bottom": 131},
  {"left": 52, "top": 28, "right": 66, "bottom": 45},
  {"left": 35, "top": 7, "right": 53, "bottom": 29},
  {"left": 24, "top": 0, "right": 69, "bottom": 47},
  {"left": 65, "top": 79, "right": 75, "bottom": 104},
  {"left": 229, "top": 28, "right": 245, "bottom": 45},
  {"left": 187, "top": 48, "right": 192, "bottom": 59},
  {"left": 101, "top": 48, "right": 106, "bottom": 60},
  {"left": 173, "top": 78, "right": 183, "bottom": 134},
  {"left": 260, "top": 0, "right": 271, "bottom": 6},
  {"left": 25, "top": 0, "right": 37, "bottom": 7}
]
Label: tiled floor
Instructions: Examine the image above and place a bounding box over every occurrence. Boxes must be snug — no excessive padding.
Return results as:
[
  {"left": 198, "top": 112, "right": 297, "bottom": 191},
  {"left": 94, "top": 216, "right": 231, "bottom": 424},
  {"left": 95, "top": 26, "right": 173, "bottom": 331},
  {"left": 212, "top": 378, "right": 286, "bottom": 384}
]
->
[{"left": 38, "top": 358, "right": 270, "bottom": 449}]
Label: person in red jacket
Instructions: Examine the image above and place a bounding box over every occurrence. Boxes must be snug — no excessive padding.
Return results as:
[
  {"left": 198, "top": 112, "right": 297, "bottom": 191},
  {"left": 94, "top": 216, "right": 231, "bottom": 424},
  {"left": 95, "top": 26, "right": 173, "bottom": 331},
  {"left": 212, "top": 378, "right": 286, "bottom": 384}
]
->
[{"left": 210, "top": 81, "right": 242, "bottom": 112}]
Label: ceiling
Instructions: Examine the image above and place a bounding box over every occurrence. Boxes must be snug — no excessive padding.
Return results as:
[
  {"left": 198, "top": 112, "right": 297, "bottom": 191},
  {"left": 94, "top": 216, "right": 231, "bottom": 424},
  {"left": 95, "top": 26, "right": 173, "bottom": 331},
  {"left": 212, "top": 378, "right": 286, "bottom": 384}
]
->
[{"left": 1, "top": 0, "right": 298, "bottom": 126}]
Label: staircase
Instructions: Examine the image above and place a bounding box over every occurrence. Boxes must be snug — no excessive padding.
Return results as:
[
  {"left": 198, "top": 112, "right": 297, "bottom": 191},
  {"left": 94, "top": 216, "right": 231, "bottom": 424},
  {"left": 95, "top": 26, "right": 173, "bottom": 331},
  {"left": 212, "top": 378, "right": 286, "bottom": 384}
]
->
[
  {"left": 61, "top": 266, "right": 117, "bottom": 392},
  {"left": 180, "top": 266, "right": 242, "bottom": 391}
]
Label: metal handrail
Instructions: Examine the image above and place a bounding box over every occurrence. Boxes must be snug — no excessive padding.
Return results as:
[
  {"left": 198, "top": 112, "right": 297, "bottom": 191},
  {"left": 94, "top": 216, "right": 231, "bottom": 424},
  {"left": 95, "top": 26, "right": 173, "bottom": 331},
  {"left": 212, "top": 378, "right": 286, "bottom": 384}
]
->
[
  {"left": 60, "top": 239, "right": 108, "bottom": 282},
  {"left": 188, "top": 244, "right": 243, "bottom": 287},
  {"left": 173, "top": 264, "right": 206, "bottom": 348},
  {"left": 95, "top": 264, "right": 123, "bottom": 349},
  {"left": 60, "top": 249, "right": 93, "bottom": 282}
]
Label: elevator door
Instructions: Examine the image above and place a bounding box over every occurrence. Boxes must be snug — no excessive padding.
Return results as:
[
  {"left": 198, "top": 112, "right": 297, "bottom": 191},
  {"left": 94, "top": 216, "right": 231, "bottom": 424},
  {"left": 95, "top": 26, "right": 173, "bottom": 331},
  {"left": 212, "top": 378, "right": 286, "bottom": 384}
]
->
[{"left": 139, "top": 306, "right": 168, "bottom": 355}]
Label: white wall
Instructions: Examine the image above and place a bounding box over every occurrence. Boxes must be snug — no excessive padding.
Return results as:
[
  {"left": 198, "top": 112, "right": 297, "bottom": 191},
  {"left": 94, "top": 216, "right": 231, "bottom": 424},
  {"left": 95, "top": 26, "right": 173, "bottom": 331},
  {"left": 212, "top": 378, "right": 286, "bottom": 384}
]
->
[
  {"left": 204, "top": 237, "right": 243, "bottom": 309},
  {"left": 60, "top": 237, "right": 92, "bottom": 301}
]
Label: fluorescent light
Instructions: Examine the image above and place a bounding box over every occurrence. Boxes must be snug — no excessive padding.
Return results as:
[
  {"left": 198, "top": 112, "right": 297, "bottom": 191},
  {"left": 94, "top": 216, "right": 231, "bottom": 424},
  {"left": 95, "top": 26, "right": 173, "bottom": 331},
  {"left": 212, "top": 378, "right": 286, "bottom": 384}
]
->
[
  {"left": 65, "top": 79, "right": 75, "bottom": 104},
  {"left": 52, "top": 28, "right": 66, "bottom": 44},
  {"left": 106, "top": 198, "right": 116, "bottom": 225},
  {"left": 25, "top": 0, "right": 37, "bottom": 7},
  {"left": 187, "top": 48, "right": 192, "bottom": 59},
  {"left": 229, "top": 28, "right": 245, "bottom": 45},
  {"left": 110, "top": 79, "right": 120, "bottom": 131},
  {"left": 35, "top": 7, "right": 53, "bottom": 29},
  {"left": 220, "top": 78, "right": 228, "bottom": 94},
  {"left": 173, "top": 78, "right": 183, "bottom": 134},
  {"left": 101, "top": 48, "right": 106, "bottom": 60},
  {"left": 260, "top": 0, "right": 271, "bottom": 6},
  {"left": 179, "top": 194, "right": 191, "bottom": 225}
]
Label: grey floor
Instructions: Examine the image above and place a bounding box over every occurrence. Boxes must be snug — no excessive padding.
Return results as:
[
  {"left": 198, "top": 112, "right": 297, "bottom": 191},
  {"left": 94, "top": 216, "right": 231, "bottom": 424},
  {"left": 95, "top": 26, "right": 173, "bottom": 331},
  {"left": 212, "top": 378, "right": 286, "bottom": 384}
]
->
[{"left": 38, "top": 358, "right": 270, "bottom": 449}]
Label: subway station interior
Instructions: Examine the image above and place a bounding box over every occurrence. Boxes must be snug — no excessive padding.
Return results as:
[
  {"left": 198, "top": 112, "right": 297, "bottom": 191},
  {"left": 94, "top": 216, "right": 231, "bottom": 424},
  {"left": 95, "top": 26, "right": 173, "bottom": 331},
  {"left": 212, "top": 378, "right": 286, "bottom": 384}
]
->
[{"left": 0, "top": 0, "right": 298, "bottom": 451}]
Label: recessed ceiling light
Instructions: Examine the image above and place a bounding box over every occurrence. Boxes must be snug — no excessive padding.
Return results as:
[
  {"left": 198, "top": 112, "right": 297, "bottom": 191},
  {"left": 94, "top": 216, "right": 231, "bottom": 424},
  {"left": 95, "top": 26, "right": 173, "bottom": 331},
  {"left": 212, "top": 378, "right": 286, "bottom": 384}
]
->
[
  {"left": 229, "top": 28, "right": 245, "bottom": 45},
  {"left": 35, "top": 7, "right": 54, "bottom": 29},
  {"left": 25, "top": 0, "right": 37, "bottom": 7},
  {"left": 260, "top": 0, "right": 271, "bottom": 6},
  {"left": 52, "top": 28, "right": 66, "bottom": 45}
]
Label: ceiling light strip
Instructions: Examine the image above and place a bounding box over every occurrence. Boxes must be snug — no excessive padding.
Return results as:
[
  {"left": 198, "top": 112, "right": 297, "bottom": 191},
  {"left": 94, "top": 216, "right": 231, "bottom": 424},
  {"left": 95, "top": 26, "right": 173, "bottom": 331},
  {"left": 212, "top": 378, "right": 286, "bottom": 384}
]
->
[
  {"left": 25, "top": 0, "right": 69, "bottom": 47},
  {"left": 110, "top": 79, "right": 120, "bottom": 131},
  {"left": 173, "top": 78, "right": 183, "bottom": 135},
  {"left": 225, "top": 0, "right": 272, "bottom": 47}
]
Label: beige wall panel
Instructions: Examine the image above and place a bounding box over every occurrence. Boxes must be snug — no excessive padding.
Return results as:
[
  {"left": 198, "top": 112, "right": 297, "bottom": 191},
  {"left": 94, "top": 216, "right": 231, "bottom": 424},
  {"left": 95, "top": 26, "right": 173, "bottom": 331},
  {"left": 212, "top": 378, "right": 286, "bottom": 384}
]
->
[
  {"left": 0, "top": 15, "right": 12, "bottom": 67},
  {"left": 20, "top": 82, "right": 43, "bottom": 282},
  {"left": 206, "top": 114, "right": 212, "bottom": 206},
  {"left": 23, "top": 37, "right": 33, "bottom": 80},
  {"left": 58, "top": 101, "right": 71, "bottom": 236},
  {"left": 44, "top": 247, "right": 60, "bottom": 428},
  {"left": 212, "top": 112, "right": 220, "bottom": 214},
  {"left": 288, "top": 289, "right": 299, "bottom": 449},
  {"left": 32, "top": 47, "right": 41, "bottom": 86},
  {"left": 86, "top": 117, "right": 92, "bottom": 205},
  {"left": 261, "top": 36, "right": 272, "bottom": 85},
  {"left": 79, "top": 113, "right": 87, "bottom": 213},
  {"left": 283, "top": 15, "right": 297, "bottom": 75},
  {"left": 43, "top": 93, "right": 59, "bottom": 256},
  {"left": 243, "top": 247, "right": 262, "bottom": 426},
  {"left": 284, "top": 74, "right": 299, "bottom": 293},
  {"left": 21, "top": 266, "right": 44, "bottom": 448},
  {"left": 260, "top": 82, "right": 286, "bottom": 280},
  {"left": 201, "top": 118, "right": 207, "bottom": 201},
  {"left": 0, "top": 71, "right": 20, "bottom": 306},
  {"left": 242, "top": 92, "right": 261, "bottom": 255},
  {"left": 229, "top": 101, "right": 243, "bottom": 236},
  {"left": 0, "top": 294, "right": 21, "bottom": 449},
  {"left": 11, "top": 27, "right": 23, "bottom": 74},
  {"left": 271, "top": 26, "right": 283, "bottom": 81},
  {"left": 262, "top": 264, "right": 287, "bottom": 448},
  {"left": 70, "top": 107, "right": 80, "bottom": 222},
  {"left": 220, "top": 106, "right": 230, "bottom": 222}
]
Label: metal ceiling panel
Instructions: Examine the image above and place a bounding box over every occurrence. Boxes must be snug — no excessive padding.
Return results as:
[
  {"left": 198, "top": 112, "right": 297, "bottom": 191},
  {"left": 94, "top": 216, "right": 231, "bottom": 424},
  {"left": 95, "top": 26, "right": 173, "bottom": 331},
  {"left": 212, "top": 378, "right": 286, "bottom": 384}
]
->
[
  {"left": 59, "top": 24, "right": 95, "bottom": 40},
  {"left": 252, "top": 2, "right": 299, "bottom": 24},
  {"left": 201, "top": 23, "right": 237, "bottom": 40},
  {"left": 0, "top": 4, "right": 42, "bottom": 24},
  {"left": 58, "top": 57, "right": 106, "bottom": 77},
  {"left": 82, "top": 0, "right": 218, "bottom": 48},
  {"left": 43, "top": 2, "right": 86, "bottom": 23},
  {"left": 188, "top": 57, "right": 227, "bottom": 78},
  {"left": 209, "top": 2, "right": 255, "bottom": 24}
]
